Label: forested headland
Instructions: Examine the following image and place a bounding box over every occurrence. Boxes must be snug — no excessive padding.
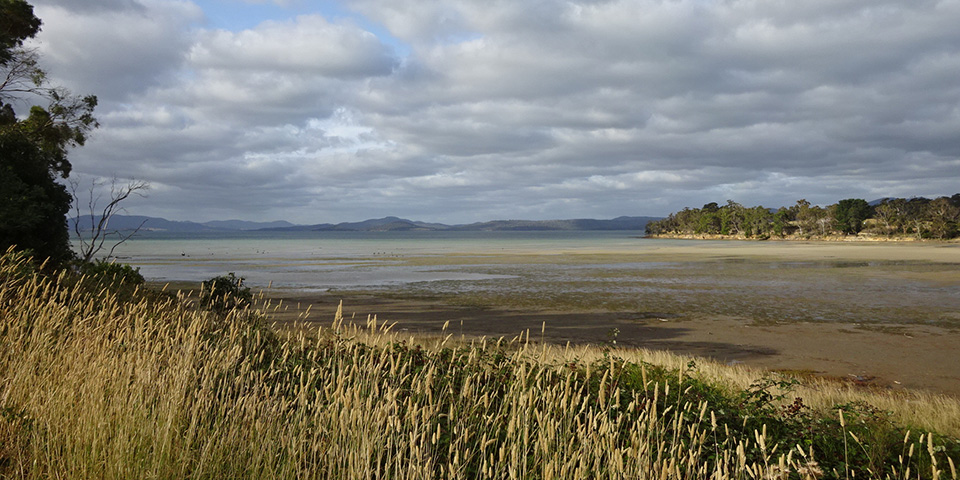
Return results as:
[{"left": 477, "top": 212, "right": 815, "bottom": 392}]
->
[{"left": 646, "top": 195, "right": 960, "bottom": 241}]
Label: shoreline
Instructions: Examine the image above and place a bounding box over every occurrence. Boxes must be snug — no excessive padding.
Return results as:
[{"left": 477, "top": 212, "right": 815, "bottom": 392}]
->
[{"left": 644, "top": 233, "right": 960, "bottom": 243}]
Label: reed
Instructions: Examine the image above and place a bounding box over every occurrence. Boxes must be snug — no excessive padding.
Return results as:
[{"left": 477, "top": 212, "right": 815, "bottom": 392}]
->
[{"left": 1, "top": 251, "right": 957, "bottom": 479}]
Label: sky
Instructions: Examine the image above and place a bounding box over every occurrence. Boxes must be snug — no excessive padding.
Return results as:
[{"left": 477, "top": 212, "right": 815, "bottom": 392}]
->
[{"left": 21, "top": 0, "right": 960, "bottom": 224}]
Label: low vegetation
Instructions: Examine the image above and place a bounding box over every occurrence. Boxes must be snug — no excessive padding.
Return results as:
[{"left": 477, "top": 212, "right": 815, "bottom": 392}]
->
[
  {"left": 200, "top": 272, "right": 253, "bottom": 313},
  {"left": 646, "top": 195, "right": 960, "bottom": 240},
  {"left": 1, "top": 249, "right": 959, "bottom": 479}
]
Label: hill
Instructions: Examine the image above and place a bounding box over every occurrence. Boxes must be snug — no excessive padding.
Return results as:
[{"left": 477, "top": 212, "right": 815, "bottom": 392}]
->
[
  {"left": 70, "top": 215, "right": 296, "bottom": 233},
  {"left": 266, "top": 215, "right": 659, "bottom": 232},
  {"left": 451, "top": 216, "right": 657, "bottom": 231},
  {"left": 72, "top": 214, "right": 660, "bottom": 234}
]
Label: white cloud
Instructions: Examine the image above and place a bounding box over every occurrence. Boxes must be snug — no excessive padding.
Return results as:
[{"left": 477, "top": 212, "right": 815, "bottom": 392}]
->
[
  {"left": 190, "top": 15, "right": 396, "bottom": 76},
  {"left": 18, "top": 0, "right": 960, "bottom": 224}
]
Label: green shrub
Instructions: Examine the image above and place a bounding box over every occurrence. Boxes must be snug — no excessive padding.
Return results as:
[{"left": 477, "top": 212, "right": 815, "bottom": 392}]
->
[
  {"left": 78, "top": 259, "right": 145, "bottom": 286},
  {"left": 200, "top": 272, "right": 252, "bottom": 313},
  {"left": 0, "top": 247, "right": 39, "bottom": 284}
]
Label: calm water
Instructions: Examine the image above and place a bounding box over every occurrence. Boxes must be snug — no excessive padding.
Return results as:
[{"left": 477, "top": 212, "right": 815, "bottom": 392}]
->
[{"left": 103, "top": 230, "right": 650, "bottom": 290}]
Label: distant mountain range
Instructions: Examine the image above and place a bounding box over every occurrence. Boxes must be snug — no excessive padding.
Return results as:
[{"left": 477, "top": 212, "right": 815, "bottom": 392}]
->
[
  {"left": 247, "top": 215, "right": 658, "bottom": 232},
  {"left": 69, "top": 215, "right": 295, "bottom": 233},
  {"left": 70, "top": 215, "right": 659, "bottom": 233}
]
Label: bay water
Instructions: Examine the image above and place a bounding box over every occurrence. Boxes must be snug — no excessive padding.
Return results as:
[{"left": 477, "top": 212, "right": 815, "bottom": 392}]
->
[
  {"left": 97, "top": 230, "right": 960, "bottom": 326},
  {"left": 103, "top": 230, "right": 650, "bottom": 290}
]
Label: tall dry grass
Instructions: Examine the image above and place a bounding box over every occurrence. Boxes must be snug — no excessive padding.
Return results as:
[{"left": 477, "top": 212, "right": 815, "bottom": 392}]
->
[
  {"left": 1, "top": 250, "right": 957, "bottom": 479},
  {"left": 529, "top": 344, "right": 960, "bottom": 438}
]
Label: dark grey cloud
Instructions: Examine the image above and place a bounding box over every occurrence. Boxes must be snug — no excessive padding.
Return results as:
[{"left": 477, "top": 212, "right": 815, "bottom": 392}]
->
[
  {"left": 31, "top": 0, "right": 148, "bottom": 14},
  {"left": 18, "top": 0, "right": 960, "bottom": 224}
]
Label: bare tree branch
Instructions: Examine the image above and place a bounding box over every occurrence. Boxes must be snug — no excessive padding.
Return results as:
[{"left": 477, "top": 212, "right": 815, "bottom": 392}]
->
[
  {"left": 71, "top": 177, "right": 150, "bottom": 263},
  {"left": 0, "top": 48, "right": 45, "bottom": 103}
]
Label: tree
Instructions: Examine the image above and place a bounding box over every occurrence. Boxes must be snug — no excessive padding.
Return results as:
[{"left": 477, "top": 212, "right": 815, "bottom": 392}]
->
[
  {"left": 925, "top": 197, "right": 959, "bottom": 240},
  {"left": 873, "top": 198, "right": 905, "bottom": 235},
  {"left": 1, "top": 120, "right": 74, "bottom": 262},
  {"left": 772, "top": 207, "right": 791, "bottom": 237},
  {"left": 719, "top": 200, "right": 744, "bottom": 235},
  {"left": 71, "top": 178, "right": 149, "bottom": 263},
  {"left": 674, "top": 207, "right": 699, "bottom": 233},
  {"left": 832, "top": 199, "right": 871, "bottom": 235},
  {"left": 648, "top": 194, "right": 959, "bottom": 241},
  {"left": 1, "top": 47, "right": 43, "bottom": 98},
  {"left": 743, "top": 206, "right": 772, "bottom": 237},
  {"left": 903, "top": 198, "right": 930, "bottom": 239},
  {"left": 812, "top": 206, "right": 831, "bottom": 236},
  {"left": 0, "top": 0, "right": 98, "bottom": 265},
  {"left": 695, "top": 202, "right": 720, "bottom": 234},
  {"left": 791, "top": 199, "right": 816, "bottom": 237},
  {"left": 0, "top": 0, "right": 41, "bottom": 65}
]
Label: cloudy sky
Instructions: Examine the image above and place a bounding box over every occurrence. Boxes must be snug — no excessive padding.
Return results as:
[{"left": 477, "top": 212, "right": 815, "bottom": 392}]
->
[{"left": 24, "top": 0, "right": 960, "bottom": 224}]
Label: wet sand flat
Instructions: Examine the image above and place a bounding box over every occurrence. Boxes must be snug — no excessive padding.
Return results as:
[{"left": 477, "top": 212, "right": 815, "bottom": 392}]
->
[
  {"left": 260, "top": 240, "right": 960, "bottom": 396},
  {"left": 418, "top": 238, "right": 960, "bottom": 261},
  {"left": 266, "top": 291, "right": 960, "bottom": 396}
]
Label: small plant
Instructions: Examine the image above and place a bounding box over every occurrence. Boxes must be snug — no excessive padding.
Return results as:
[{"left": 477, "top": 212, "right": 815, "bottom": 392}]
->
[
  {"left": 606, "top": 327, "right": 620, "bottom": 345},
  {"left": 78, "top": 259, "right": 145, "bottom": 286},
  {"left": 200, "top": 272, "right": 252, "bottom": 313},
  {"left": 741, "top": 372, "right": 802, "bottom": 413}
]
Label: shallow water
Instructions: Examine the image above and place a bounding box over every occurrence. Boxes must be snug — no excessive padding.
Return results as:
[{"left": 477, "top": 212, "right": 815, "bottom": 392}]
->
[
  {"left": 101, "top": 231, "right": 960, "bottom": 327},
  {"left": 100, "top": 230, "right": 647, "bottom": 288}
]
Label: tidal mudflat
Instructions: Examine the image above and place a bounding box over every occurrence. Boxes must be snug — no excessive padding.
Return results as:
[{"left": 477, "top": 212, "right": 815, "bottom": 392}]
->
[
  {"left": 129, "top": 235, "right": 960, "bottom": 394},
  {"left": 261, "top": 240, "right": 960, "bottom": 396}
]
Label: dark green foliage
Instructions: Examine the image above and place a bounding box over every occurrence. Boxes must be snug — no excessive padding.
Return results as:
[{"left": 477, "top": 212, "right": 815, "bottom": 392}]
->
[
  {"left": 647, "top": 194, "right": 960, "bottom": 240},
  {"left": 0, "top": 0, "right": 98, "bottom": 266},
  {"left": 200, "top": 273, "right": 253, "bottom": 313},
  {"left": 42, "top": 259, "right": 147, "bottom": 306},
  {"left": 0, "top": 125, "right": 74, "bottom": 264},
  {"left": 739, "top": 373, "right": 802, "bottom": 413},
  {"left": 833, "top": 198, "right": 871, "bottom": 234},
  {"left": 77, "top": 259, "right": 145, "bottom": 287},
  {"left": 0, "top": 96, "right": 97, "bottom": 265},
  {"left": 0, "top": 0, "right": 41, "bottom": 65},
  {"left": 21, "top": 92, "right": 99, "bottom": 172},
  {"left": 771, "top": 207, "right": 791, "bottom": 237}
]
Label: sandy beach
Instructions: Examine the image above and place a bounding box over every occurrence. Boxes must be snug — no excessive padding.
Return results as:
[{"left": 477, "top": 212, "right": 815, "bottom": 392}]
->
[{"left": 256, "top": 240, "right": 960, "bottom": 397}]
